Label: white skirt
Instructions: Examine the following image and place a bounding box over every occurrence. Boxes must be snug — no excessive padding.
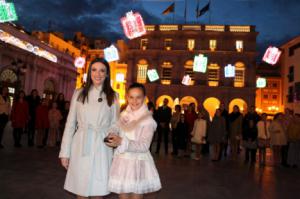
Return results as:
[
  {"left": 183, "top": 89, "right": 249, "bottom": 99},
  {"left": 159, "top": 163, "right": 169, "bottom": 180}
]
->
[{"left": 108, "top": 152, "right": 161, "bottom": 194}]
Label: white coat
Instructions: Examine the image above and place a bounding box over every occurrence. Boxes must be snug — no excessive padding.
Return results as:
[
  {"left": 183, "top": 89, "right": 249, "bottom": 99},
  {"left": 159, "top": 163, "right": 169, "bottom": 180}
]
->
[
  {"left": 59, "top": 86, "right": 119, "bottom": 197},
  {"left": 191, "top": 119, "right": 207, "bottom": 144}
]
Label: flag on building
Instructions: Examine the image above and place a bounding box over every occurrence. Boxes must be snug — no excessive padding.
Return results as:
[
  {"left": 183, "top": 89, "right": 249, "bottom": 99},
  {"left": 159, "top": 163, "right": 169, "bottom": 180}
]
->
[
  {"left": 196, "top": 1, "right": 210, "bottom": 18},
  {"left": 162, "top": 2, "right": 175, "bottom": 15}
]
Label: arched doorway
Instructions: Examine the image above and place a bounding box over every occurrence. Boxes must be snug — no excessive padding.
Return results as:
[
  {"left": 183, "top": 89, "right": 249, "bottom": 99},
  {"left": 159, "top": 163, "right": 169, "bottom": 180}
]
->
[
  {"left": 0, "top": 69, "right": 18, "bottom": 101},
  {"left": 180, "top": 96, "right": 198, "bottom": 112},
  {"left": 156, "top": 95, "right": 174, "bottom": 109},
  {"left": 229, "top": 98, "right": 248, "bottom": 114},
  {"left": 203, "top": 97, "right": 221, "bottom": 120}
]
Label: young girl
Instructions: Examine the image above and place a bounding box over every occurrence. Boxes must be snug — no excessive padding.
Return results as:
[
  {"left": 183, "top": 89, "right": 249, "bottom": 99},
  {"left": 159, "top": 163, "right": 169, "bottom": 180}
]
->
[
  {"left": 107, "top": 83, "right": 161, "bottom": 199},
  {"left": 48, "top": 102, "right": 62, "bottom": 147},
  {"left": 191, "top": 112, "right": 207, "bottom": 160}
]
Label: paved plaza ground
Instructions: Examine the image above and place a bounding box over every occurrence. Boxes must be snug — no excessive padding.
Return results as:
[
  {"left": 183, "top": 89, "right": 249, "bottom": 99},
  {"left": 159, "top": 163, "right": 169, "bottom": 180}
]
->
[{"left": 1, "top": 126, "right": 300, "bottom": 199}]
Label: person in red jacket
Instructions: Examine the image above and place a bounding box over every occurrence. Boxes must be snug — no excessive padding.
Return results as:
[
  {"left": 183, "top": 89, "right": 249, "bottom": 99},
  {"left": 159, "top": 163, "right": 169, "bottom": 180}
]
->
[
  {"left": 11, "top": 90, "right": 29, "bottom": 147},
  {"left": 35, "top": 98, "right": 49, "bottom": 148}
]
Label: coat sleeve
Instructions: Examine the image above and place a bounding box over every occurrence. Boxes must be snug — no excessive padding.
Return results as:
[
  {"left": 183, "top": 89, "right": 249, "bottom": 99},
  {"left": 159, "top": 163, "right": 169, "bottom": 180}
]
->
[
  {"left": 117, "top": 119, "right": 157, "bottom": 153},
  {"left": 59, "top": 90, "right": 79, "bottom": 158}
]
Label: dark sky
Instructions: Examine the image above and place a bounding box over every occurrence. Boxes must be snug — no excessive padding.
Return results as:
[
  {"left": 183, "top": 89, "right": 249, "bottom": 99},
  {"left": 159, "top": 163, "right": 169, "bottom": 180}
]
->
[{"left": 13, "top": 0, "right": 300, "bottom": 54}]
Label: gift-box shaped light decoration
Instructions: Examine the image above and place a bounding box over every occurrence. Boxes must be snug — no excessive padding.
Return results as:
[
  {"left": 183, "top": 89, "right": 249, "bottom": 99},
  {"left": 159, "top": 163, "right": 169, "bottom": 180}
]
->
[
  {"left": 104, "top": 45, "right": 119, "bottom": 62},
  {"left": 262, "top": 46, "right": 282, "bottom": 65},
  {"left": 193, "top": 54, "right": 208, "bottom": 73},
  {"left": 83, "top": 73, "right": 87, "bottom": 83},
  {"left": 0, "top": 1, "right": 18, "bottom": 23},
  {"left": 224, "top": 64, "right": 235, "bottom": 78},
  {"left": 74, "top": 57, "right": 86, "bottom": 68},
  {"left": 182, "top": 75, "right": 192, "bottom": 86},
  {"left": 147, "top": 69, "right": 159, "bottom": 82},
  {"left": 120, "top": 11, "right": 146, "bottom": 40},
  {"left": 256, "top": 77, "right": 267, "bottom": 88},
  {"left": 116, "top": 73, "right": 125, "bottom": 83}
]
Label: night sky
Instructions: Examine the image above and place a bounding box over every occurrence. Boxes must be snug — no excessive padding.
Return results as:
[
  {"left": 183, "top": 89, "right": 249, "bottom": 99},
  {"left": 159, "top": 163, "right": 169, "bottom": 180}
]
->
[{"left": 13, "top": 0, "right": 300, "bottom": 55}]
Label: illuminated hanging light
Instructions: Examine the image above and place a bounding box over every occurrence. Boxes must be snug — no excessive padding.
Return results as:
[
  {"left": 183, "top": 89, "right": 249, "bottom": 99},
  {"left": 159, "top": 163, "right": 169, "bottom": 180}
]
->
[
  {"left": 0, "top": 29, "right": 57, "bottom": 62},
  {"left": 147, "top": 69, "right": 159, "bottom": 82},
  {"left": 193, "top": 54, "right": 208, "bottom": 73},
  {"left": 256, "top": 77, "right": 267, "bottom": 88},
  {"left": 182, "top": 75, "right": 192, "bottom": 86},
  {"left": 116, "top": 73, "right": 125, "bottom": 82},
  {"left": 262, "top": 46, "right": 282, "bottom": 65},
  {"left": 120, "top": 11, "right": 146, "bottom": 39},
  {"left": 104, "top": 45, "right": 119, "bottom": 62},
  {"left": 83, "top": 73, "right": 87, "bottom": 83},
  {"left": 0, "top": 0, "right": 18, "bottom": 23},
  {"left": 74, "top": 57, "right": 86, "bottom": 68},
  {"left": 224, "top": 64, "right": 235, "bottom": 78}
]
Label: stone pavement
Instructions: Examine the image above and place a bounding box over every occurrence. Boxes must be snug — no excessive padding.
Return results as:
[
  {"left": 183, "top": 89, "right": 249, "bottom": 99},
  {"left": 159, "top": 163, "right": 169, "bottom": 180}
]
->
[{"left": 0, "top": 125, "right": 300, "bottom": 199}]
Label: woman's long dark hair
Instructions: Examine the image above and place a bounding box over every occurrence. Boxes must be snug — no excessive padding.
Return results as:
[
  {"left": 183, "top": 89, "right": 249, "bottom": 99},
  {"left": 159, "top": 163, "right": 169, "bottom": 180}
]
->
[{"left": 77, "top": 58, "right": 115, "bottom": 107}]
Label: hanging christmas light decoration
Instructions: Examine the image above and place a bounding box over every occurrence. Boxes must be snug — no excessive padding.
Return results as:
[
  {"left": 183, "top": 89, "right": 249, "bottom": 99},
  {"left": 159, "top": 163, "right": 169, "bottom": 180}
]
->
[
  {"left": 104, "top": 45, "right": 119, "bottom": 62},
  {"left": 262, "top": 46, "right": 282, "bottom": 65},
  {"left": 116, "top": 73, "right": 125, "bottom": 83},
  {"left": 0, "top": 0, "right": 18, "bottom": 23},
  {"left": 120, "top": 11, "right": 146, "bottom": 39},
  {"left": 224, "top": 64, "right": 235, "bottom": 78},
  {"left": 182, "top": 75, "right": 192, "bottom": 86},
  {"left": 147, "top": 69, "right": 159, "bottom": 82},
  {"left": 256, "top": 77, "right": 267, "bottom": 88},
  {"left": 193, "top": 54, "right": 208, "bottom": 73},
  {"left": 74, "top": 57, "right": 86, "bottom": 68}
]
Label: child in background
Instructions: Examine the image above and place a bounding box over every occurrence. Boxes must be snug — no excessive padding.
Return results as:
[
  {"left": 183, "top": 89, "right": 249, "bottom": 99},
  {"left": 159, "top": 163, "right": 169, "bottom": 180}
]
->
[
  {"left": 191, "top": 112, "right": 207, "bottom": 160},
  {"left": 48, "top": 102, "right": 62, "bottom": 147}
]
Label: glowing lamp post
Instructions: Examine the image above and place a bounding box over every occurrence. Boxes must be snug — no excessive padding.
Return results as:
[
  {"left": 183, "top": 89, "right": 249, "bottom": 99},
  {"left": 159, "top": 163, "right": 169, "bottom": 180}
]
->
[
  {"left": 120, "top": 11, "right": 146, "bottom": 39},
  {"left": 262, "top": 46, "right": 282, "bottom": 65},
  {"left": 0, "top": 0, "right": 18, "bottom": 23},
  {"left": 74, "top": 57, "right": 86, "bottom": 68},
  {"left": 193, "top": 54, "right": 208, "bottom": 73},
  {"left": 104, "top": 45, "right": 119, "bottom": 62},
  {"left": 147, "top": 69, "right": 159, "bottom": 82},
  {"left": 182, "top": 75, "right": 192, "bottom": 86},
  {"left": 224, "top": 64, "right": 235, "bottom": 78},
  {"left": 256, "top": 77, "right": 267, "bottom": 88}
]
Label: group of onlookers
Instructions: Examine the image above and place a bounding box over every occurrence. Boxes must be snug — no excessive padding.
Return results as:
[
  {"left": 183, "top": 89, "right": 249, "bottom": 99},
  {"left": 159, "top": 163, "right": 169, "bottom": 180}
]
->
[
  {"left": 149, "top": 98, "right": 300, "bottom": 168},
  {"left": 0, "top": 87, "right": 70, "bottom": 149}
]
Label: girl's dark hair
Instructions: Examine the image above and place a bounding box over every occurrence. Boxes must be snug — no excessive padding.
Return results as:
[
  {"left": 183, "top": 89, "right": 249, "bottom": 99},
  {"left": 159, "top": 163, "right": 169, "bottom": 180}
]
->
[
  {"left": 147, "top": 101, "right": 155, "bottom": 111},
  {"left": 77, "top": 58, "right": 116, "bottom": 107},
  {"left": 128, "top": 82, "right": 146, "bottom": 96},
  {"left": 273, "top": 112, "right": 283, "bottom": 120}
]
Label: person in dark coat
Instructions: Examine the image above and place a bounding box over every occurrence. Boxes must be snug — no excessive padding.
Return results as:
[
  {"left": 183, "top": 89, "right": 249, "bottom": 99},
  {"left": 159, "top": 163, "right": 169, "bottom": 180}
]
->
[
  {"left": 219, "top": 102, "right": 229, "bottom": 158},
  {"left": 11, "top": 91, "right": 29, "bottom": 147},
  {"left": 176, "top": 114, "right": 189, "bottom": 157},
  {"left": 26, "top": 89, "right": 40, "bottom": 146},
  {"left": 242, "top": 120, "right": 258, "bottom": 164},
  {"left": 208, "top": 109, "right": 226, "bottom": 161},
  {"left": 155, "top": 98, "right": 172, "bottom": 155}
]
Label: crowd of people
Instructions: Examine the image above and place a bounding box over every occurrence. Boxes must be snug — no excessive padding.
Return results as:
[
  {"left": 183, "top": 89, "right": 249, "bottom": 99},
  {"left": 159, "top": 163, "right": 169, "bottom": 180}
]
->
[
  {"left": 0, "top": 86, "right": 70, "bottom": 149},
  {"left": 148, "top": 99, "right": 300, "bottom": 168}
]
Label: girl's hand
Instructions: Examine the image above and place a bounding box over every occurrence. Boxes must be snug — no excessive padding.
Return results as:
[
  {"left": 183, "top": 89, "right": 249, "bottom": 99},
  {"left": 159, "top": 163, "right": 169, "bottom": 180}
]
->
[
  {"left": 60, "top": 158, "right": 69, "bottom": 170},
  {"left": 108, "top": 134, "right": 122, "bottom": 146}
]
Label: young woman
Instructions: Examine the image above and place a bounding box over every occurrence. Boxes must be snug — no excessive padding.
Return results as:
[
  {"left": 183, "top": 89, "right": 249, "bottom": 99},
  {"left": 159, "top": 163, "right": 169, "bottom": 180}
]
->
[
  {"left": 107, "top": 83, "right": 161, "bottom": 199},
  {"left": 11, "top": 90, "right": 29, "bottom": 147},
  {"left": 191, "top": 112, "right": 207, "bottom": 160},
  {"left": 35, "top": 98, "right": 49, "bottom": 148},
  {"left": 48, "top": 102, "right": 62, "bottom": 147},
  {"left": 257, "top": 113, "right": 271, "bottom": 165},
  {"left": 59, "top": 58, "right": 119, "bottom": 199}
]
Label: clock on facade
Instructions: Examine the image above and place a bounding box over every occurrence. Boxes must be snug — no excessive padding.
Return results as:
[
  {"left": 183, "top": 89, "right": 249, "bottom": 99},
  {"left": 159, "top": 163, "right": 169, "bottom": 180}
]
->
[{"left": 0, "top": 69, "right": 17, "bottom": 83}]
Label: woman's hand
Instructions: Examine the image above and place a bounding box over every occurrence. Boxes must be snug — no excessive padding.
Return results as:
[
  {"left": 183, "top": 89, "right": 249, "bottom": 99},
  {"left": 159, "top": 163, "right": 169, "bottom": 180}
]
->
[
  {"left": 105, "top": 134, "right": 122, "bottom": 148},
  {"left": 60, "top": 158, "right": 69, "bottom": 170}
]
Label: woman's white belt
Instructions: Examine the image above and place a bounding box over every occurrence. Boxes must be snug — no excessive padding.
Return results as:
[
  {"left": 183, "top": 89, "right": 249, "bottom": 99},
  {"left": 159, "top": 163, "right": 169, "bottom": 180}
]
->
[{"left": 116, "top": 152, "right": 150, "bottom": 161}]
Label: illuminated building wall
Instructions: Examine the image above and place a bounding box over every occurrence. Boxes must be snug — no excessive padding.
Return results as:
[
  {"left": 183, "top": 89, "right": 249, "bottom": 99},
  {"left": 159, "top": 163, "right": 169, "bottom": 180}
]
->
[
  {"left": 280, "top": 36, "right": 300, "bottom": 114},
  {"left": 0, "top": 23, "right": 77, "bottom": 100},
  {"left": 126, "top": 24, "right": 258, "bottom": 115}
]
